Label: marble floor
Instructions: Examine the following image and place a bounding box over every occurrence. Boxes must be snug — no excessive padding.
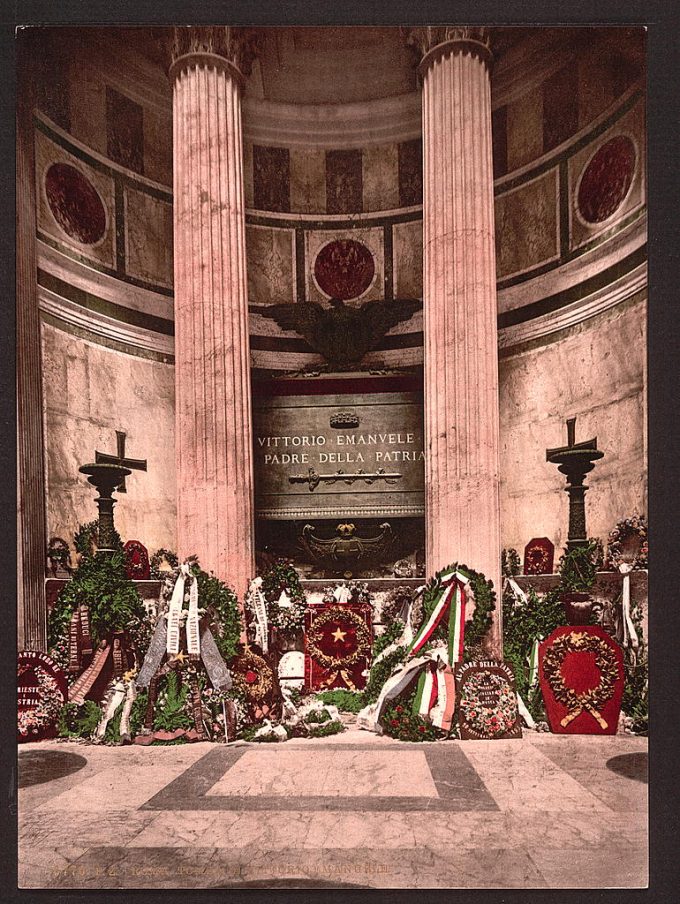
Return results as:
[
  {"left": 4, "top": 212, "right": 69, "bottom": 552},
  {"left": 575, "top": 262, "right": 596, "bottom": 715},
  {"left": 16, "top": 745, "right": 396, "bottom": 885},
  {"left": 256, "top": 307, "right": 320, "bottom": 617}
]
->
[{"left": 17, "top": 731, "right": 648, "bottom": 889}]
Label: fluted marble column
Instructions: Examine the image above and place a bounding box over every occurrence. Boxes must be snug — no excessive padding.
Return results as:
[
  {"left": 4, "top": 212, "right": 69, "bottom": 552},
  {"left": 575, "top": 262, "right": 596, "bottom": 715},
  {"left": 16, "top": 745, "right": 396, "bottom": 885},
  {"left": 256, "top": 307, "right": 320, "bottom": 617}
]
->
[
  {"left": 17, "top": 34, "right": 48, "bottom": 651},
  {"left": 170, "top": 28, "right": 260, "bottom": 599},
  {"left": 408, "top": 27, "right": 502, "bottom": 652}
]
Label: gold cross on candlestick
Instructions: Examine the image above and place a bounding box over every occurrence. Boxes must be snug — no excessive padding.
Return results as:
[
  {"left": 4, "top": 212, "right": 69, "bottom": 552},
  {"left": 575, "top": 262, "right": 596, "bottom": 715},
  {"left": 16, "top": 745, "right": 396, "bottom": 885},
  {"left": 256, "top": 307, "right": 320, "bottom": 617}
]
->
[{"left": 95, "top": 430, "right": 147, "bottom": 492}]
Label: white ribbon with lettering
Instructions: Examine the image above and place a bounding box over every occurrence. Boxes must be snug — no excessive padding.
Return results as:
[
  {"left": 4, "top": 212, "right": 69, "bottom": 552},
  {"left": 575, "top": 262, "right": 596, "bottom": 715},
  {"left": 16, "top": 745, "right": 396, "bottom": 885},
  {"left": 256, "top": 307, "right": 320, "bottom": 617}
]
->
[
  {"left": 619, "top": 563, "right": 639, "bottom": 649},
  {"left": 186, "top": 571, "right": 200, "bottom": 656},
  {"left": 167, "top": 563, "right": 191, "bottom": 655},
  {"left": 247, "top": 577, "right": 269, "bottom": 653}
]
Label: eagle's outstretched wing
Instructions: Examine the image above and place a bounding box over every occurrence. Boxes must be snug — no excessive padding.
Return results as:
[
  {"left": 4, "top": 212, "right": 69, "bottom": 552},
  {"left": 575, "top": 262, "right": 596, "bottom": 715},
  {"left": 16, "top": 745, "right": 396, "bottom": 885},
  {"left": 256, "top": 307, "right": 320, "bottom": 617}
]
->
[
  {"left": 299, "top": 524, "right": 338, "bottom": 561},
  {"left": 251, "top": 302, "right": 326, "bottom": 347},
  {"left": 360, "top": 298, "right": 422, "bottom": 349}
]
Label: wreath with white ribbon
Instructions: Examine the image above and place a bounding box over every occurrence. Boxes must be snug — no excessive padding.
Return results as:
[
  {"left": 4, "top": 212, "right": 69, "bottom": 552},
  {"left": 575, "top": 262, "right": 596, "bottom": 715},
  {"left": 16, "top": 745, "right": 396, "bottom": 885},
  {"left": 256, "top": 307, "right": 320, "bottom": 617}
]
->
[
  {"left": 542, "top": 632, "right": 619, "bottom": 729},
  {"left": 458, "top": 671, "right": 517, "bottom": 737},
  {"left": 306, "top": 606, "right": 371, "bottom": 671},
  {"left": 17, "top": 664, "right": 65, "bottom": 738}
]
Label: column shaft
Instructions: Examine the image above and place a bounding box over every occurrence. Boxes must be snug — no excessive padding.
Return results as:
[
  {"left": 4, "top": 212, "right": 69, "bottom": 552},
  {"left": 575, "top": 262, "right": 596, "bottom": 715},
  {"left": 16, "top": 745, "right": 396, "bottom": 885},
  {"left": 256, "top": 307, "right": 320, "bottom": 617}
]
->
[
  {"left": 421, "top": 41, "right": 502, "bottom": 651},
  {"left": 173, "top": 59, "right": 255, "bottom": 598},
  {"left": 17, "top": 36, "right": 48, "bottom": 651}
]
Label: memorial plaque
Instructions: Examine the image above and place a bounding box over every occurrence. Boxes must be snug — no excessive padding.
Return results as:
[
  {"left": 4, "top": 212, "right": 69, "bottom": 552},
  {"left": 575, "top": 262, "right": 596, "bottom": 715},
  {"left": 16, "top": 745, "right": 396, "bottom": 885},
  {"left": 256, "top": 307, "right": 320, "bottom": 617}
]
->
[
  {"left": 455, "top": 660, "right": 522, "bottom": 740},
  {"left": 124, "top": 539, "right": 151, "bottom": 580},
  {"left": 253, "top": 376, "right": 425, "bottom": 520},
  {"left": 523, "top": 537, "right": 555, "bottom": 575},
  {"left": 18, "top": 651, "right": 68, "bottom": 742}
]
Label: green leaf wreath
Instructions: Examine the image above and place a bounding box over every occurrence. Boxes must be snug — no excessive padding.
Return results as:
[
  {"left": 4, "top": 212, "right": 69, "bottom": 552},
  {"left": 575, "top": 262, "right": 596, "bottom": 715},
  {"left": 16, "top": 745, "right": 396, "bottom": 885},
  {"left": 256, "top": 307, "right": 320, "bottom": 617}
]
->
[
  {"left": 260, "top": 560, "right": 307, "bottom": 636},
  {"left": 414, "top": 562, "right": 496, "bottom": 662},
  {"left": 48, "top": 526, "right": 148, "bottom": 659}
]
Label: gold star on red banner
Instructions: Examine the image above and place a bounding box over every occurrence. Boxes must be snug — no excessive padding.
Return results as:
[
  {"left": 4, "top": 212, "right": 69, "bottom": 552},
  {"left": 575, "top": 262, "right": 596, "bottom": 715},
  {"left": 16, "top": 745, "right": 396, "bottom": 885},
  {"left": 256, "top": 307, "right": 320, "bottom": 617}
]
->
[{"left": 331, "top": 627, "right": 347, "bottom": 643}]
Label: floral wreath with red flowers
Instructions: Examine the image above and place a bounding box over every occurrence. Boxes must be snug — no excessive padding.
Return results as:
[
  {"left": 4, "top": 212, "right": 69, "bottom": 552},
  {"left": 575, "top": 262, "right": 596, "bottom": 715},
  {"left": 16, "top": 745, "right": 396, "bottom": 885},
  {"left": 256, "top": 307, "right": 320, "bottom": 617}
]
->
[
  {"left": 17, "top": 664, "right": 65, "bottom": 739},
  {"left": 458, "top": 671, "right": 517, "bottom": 738},
  {"left": 231, "top": 648, "right": 274, "bottom": 701}
]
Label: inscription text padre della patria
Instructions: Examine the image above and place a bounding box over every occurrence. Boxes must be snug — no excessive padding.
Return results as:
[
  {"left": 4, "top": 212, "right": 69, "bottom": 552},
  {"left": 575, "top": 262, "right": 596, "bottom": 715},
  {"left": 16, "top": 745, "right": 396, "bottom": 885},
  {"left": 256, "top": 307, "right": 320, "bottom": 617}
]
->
[{"left": 252, "top": 390, "right": 425, "bottom": 520}]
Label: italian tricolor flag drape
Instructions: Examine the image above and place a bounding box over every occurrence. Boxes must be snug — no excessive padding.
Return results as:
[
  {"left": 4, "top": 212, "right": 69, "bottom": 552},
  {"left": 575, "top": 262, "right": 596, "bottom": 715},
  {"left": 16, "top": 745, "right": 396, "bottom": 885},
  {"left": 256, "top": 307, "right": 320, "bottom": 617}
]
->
[{"left": 406, "top": 568, "right": 469, "bottom": 664}]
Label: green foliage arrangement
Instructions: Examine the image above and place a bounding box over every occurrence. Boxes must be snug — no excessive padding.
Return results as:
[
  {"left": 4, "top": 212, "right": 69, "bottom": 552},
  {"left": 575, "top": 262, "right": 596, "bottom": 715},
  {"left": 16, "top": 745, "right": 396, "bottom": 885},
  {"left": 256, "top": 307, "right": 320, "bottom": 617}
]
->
[
  {"left": 315, "top": 688, "right": 365, "bottom": 713},
  {"left": 415, "top": 563, "right": 496, "bottom": 662},
  {"left": 361, "top": 619, "right": 408, "bottom": 704},
  {"left": 305, "top": 707, "right": 332, "bottom": 724},
  {"left": 304, "top": 720, "right": 345, "bottom": 738},
  {"left": 372, "top": 620, "right": 405, "bottom": 658},
  {"left": 382, "top": 699, "right": 441, "bottom": 742},
  {"left": 363, "top": 648, "right": 406, "bottom": 704},
  {"left": 621, "top": 601, "right": 648, "bottom": 735},
  {"left": 261, "top": 560, "right": 306, "bottom": 603},
  {"left": 104, "top": 700, "right": 125, "bottom": 744},
  {"left": 260, "top": 560, "right": 307, "bottom": 635},
  {"left": 189, "top": 563, "right": 242, "bottom": 663},
  {"left": 129, "top": 689, "right": 149, "bottom": 738},
  {"left": 503, "top": 585, "right": 564, "bottom": 720},
  {"left": 56, "top": 700, "right": 102, "bottom": 739},
  {"left": 153, "top": 670, "right": 192, "bottom": 732},
  {"left": 557, "top": 541, "right": 599, "bottom": 593},
  {"left": 48, "top": 546, "right": 147, "bottom": 651},
  {"left": 501, "top": 548, "right": 521, "bottom": 578}
]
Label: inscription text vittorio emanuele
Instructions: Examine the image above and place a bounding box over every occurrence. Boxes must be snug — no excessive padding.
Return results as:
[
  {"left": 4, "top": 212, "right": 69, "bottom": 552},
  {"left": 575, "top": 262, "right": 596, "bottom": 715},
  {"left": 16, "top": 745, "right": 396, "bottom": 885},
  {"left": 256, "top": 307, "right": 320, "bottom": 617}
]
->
[{"left": 257, "top": 432, "right": 426, "bottom": 465}]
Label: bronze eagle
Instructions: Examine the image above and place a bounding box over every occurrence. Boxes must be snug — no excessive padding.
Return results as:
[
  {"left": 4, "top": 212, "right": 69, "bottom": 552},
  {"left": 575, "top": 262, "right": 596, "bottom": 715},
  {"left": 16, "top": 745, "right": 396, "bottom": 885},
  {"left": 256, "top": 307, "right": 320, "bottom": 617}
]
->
[{"left": 252, "top": 297, "right": 422, "bottom": 370}]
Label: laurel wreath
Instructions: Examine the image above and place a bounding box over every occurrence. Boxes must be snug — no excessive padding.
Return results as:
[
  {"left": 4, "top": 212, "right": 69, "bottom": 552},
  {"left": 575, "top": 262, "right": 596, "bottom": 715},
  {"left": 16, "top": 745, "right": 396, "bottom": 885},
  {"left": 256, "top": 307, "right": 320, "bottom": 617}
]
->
[
  {"left": 525, "top": 545, "right": 551, "bottom": 574},
  {"left": 306, "top": 606, "right": 371, "bottom": 671},
  {"left": 150, "top": 548, "right": 180, "bottom": 579},
  {"left": 607, "top": 514, "right": 648, "bottom": 570},
  {"left": 542, "top": 632, "right": 619, "bottom": 724},
  {"left": 231, "top": 649, "right": 274, "bottom": 701}
]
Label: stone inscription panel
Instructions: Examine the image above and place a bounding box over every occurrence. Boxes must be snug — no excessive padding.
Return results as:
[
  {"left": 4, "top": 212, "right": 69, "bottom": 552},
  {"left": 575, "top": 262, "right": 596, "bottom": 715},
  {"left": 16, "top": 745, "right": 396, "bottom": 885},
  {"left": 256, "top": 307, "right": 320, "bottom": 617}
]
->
[{"left": 253, "top": 390, "right": 424, "bottom": 520}]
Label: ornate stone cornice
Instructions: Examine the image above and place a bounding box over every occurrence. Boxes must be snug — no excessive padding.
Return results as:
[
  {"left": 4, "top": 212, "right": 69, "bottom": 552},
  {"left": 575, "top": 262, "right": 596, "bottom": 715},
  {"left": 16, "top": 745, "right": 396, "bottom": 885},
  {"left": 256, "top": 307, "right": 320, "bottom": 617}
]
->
[
  {"left": 168, "top": 26, "right": 263, "bottom": 85},
  {"left": 403, "top": 26, "right": 493, "bottom": 75}
]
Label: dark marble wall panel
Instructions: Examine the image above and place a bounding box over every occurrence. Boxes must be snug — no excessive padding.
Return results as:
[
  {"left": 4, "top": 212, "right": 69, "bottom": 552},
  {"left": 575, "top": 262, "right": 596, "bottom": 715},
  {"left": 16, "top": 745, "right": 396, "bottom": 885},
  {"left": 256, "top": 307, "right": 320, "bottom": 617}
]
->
[
  {"left": 326, "top": 149, "right": 363, "bottom": 214},
  {"left": 543, "top": 65, "right": 579, "bottom": 154},
  {"left": 106, "top": 86, "right": 144, "bottom": 175},
  {"left": 253, "top": 145, "right": 291, "bottom": 213},
  {"left": 492, "top": 106, "right": 508, "bottom": 179},
  {"left": 494, "top": 170, "right": 559, "bottom": 279},
  {"left": 398, "top": 139, "right": 423, "bottom": 207},
  {"left": 36, "top": 45, "right": 71, "bottom": 132}
]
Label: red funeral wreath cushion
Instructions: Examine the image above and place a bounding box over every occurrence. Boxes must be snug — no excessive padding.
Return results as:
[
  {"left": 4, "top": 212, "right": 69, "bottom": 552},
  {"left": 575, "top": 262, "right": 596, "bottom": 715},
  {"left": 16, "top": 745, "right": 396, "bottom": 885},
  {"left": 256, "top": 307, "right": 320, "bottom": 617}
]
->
[{"left": 539, "top": 625, "right": 625, "bottom": 735}]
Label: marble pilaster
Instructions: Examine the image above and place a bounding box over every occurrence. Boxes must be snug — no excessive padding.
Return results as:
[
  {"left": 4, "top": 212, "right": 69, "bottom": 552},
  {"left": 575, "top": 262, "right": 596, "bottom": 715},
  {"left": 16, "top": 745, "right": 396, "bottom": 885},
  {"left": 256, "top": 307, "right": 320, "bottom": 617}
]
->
[
  {"left": 170, "top": 27, "right": 260, "bottom": 598},
  {"left": 408, "top": 27, "right": 502, "bottom": 652}
]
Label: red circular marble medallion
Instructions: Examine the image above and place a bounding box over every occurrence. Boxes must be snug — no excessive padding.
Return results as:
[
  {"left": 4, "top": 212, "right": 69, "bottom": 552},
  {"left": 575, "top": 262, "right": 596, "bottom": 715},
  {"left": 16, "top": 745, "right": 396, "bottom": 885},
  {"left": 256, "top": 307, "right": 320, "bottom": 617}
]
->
[
  {"left": 577, "top": 136, "right": 636, "bottom": 224},
  {"left": 314, "top": 239, "right": 375, "bottom": 300},
  {"left": 45, "top": 163, "right": 107, "bottom": 245}
]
